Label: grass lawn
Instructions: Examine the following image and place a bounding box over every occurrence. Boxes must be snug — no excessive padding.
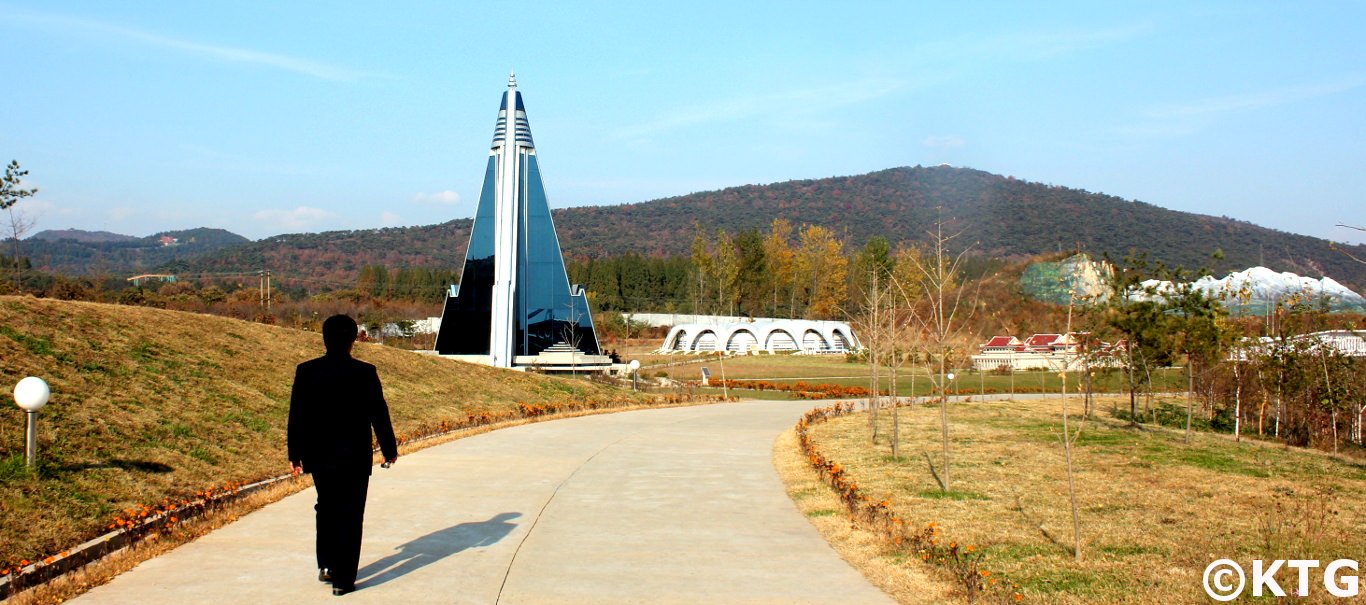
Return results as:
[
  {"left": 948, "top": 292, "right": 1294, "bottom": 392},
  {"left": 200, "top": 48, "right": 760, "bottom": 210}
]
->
[{"left": 798, "top": 396, "right": 1366, "bottom": 604}]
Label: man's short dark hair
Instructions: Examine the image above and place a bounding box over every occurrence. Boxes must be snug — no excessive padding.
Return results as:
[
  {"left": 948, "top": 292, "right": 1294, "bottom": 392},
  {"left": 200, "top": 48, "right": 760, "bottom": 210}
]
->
[{"left": 322, "top": 314, "right": 358, "bottom": 354}]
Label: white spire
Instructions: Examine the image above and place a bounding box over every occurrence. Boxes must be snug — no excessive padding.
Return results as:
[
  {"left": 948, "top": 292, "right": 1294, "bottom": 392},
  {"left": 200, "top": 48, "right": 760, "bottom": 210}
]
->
[{"left": 508, "top": 71, "right": 516, "bottom": 90}]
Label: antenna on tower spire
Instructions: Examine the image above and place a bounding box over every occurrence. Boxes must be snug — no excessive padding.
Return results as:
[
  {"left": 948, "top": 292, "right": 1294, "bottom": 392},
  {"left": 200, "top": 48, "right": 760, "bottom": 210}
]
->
[{"left": 508, "top": 71, "right": 517, "bottom": 89}]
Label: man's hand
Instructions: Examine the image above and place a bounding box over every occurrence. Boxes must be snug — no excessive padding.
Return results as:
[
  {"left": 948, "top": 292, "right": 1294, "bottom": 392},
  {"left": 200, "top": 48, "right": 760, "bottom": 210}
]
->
[
  {"left": 290, "top": 461, "right": 303, "bottom": 476},
  {"left": 381, "top": 456, "right": 398, "bottom": 469}
]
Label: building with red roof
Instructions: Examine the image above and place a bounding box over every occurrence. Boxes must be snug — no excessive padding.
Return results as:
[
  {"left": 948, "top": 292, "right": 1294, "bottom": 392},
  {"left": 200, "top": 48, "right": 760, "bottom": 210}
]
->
[{"left": 971, "top": 332, "right": 1121, "bottom": 371}]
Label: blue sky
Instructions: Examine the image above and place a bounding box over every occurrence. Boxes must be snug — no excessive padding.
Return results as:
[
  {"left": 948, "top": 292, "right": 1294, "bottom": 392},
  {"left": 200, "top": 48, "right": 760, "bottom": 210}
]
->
[{"left": 3, "top": 2, "right": 1364, "bottom": 245}]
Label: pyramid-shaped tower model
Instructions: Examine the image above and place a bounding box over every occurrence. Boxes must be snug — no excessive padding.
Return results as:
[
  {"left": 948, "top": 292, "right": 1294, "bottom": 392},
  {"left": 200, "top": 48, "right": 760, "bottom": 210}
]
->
[{"left": 434, "top": 75, "right": 603, "bottom": 369}]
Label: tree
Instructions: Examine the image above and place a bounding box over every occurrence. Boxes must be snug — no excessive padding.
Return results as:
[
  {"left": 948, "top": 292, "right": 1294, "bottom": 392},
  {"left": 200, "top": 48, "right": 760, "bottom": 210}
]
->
[
  {"left": 690, "top": 225, "right": 713, "bottom": 314},
  {"left": 856, "top": 264, "right": 889, "bottom": 443},
  {"left": 1059, "top": 291, "right": 1085, "bottom": 561},
  {"left": 903, "top": 215, "right": 978, "bottom": 493},
  {"left": 1164, "top": 277, "right": 1228, "bottom": 443},
  {"left": 762, "top": 218, "right": 796, "bottom": 318},
  {"left": 886, "top": 245, "right": 925, "bottom": 460},
  {"left": 735, "top": 229, "right": 767, "bottom": 316},
  {"left": 795, "top": 225, "right": 847, "bottom": 319},
  {"left": 1, "top": 160, "right": 38, "bottom": 287},
  {"left": 852, "top": 236, "right": 893, "bottom": 307},
  {"left": 714, "top": 229, "right": 740, "bottom": 316},
  {"left": 853, "top": 236, "right": 905, "bottom": 448},
  {"left": 1102, "top": 254, "right": 1175, "bottom": 424}
]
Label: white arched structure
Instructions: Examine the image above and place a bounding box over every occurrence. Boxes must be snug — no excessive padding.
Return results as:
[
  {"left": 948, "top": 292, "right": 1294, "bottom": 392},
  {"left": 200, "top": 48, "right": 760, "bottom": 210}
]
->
[{"left": 658, "top": 320, "right": 862, "bottom": 355}]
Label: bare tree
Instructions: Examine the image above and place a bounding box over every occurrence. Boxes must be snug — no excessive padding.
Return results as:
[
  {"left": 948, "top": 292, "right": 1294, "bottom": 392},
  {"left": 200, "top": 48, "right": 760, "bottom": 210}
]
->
[
  {"left": 883, "top": 245, "right": 925, "bottom": 461},
  {"left": 856, "top": 267, "right": 887, "bottom": 442},
  {"left": 1059, "top": 292, "right": 1086, "bottom": 562},
  {"left": 562, "top": 297, "right": 584, "bottom": 376},
  {"left": 1334, "top": 224, "right": 1366, "bottom": 264},
  {"left": 904, "top": 215, "right": 978, "bottom": 493}
]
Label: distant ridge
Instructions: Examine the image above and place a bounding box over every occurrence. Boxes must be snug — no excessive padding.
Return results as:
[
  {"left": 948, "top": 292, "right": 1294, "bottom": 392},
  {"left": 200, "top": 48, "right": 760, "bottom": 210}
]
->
[
  {"left": 29, "top": 166, "right": 1366, "bottom": 292},
  {"left": 547, "top": 166, "right": 1366, "bottom": 290},
  {"left": 30, "top": 229, "right": 137, "bottom": 244},
  {"left": 20, "top": 228, "right": 249, "bottom": 276}
]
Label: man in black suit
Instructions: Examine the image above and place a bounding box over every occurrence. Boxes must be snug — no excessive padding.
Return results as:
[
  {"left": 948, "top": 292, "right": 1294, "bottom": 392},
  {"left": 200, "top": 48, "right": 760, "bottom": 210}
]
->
[{"left": 289, "top": 314, "right": 399, "bottom": 596}]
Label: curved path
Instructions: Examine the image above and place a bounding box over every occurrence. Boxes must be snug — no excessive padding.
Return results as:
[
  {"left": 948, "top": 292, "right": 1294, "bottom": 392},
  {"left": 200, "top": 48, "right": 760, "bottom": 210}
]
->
[{"left": 73, "top": 401, "right": 895, "bottom": 604}]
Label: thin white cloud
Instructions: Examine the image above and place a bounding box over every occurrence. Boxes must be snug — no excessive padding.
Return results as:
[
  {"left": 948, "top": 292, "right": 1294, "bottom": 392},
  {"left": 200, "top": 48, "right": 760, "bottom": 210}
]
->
[
  {"left": 253, "top": 206, "right": 336, "bottom": 230},
  {"left": 1, "top": 6, "right": 368, "bottom": 81},
  {"left": 922, "top": 135, "right": 965, "bottom": 149},
  {"left": 903, "top": 23, "right": 1151, "bottom": 68},
  {"left": 19, "top": 198, "right": 76, "bottom": 220},
  {"left": 616, "top": 78, "right": 906, "bottom": 140},
  {"left": 108, "top": 207, "right": 139, "bottom": 223},
  {"left": 1117, "top": 74, "right": 1366, "bottom": 140},
  {"left": 413, "top": 190, "right": 461, "bottom": 205},
  {"left": 380, "top": 211, "right": 402, "bottom": 227},
  {"left": 981, "top": 23, "right": 1152, "bottom": 61},
  {"left": 1144, "top": 75, "right": 1366, "bottom": 120}
]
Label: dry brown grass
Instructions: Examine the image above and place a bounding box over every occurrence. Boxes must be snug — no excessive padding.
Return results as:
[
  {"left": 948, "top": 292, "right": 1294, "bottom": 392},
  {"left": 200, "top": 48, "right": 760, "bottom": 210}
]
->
[
  {"left": 774, "top": 428, "right": 958, "bottom": 604},
  {"left": 795, "top": 396, "right": 1366, "bottom": 604},
  {"left": 0, "top": 296, "right": 649, "bottom": 566}
]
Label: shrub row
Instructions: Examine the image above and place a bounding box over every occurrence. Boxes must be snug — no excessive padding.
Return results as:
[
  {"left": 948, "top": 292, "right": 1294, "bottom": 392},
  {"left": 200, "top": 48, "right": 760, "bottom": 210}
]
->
[
  {"left": 721, "top": 378, "right": 1091, "bottom": 399},
  {"left": 715, "top": 379, "right": 875, "bottom": 399}
]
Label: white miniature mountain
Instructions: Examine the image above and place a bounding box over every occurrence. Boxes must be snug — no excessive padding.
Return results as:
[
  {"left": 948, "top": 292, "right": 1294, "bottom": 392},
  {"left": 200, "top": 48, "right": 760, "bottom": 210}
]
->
[{"left": 1139, "top": 267, "right": 1366, "bottom": 309}]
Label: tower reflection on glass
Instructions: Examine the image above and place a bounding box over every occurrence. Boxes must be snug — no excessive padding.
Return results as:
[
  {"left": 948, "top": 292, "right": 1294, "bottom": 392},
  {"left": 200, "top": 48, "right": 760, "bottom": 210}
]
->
[{"left": 434, "top": 75, "right": 604, "bottom": 370}]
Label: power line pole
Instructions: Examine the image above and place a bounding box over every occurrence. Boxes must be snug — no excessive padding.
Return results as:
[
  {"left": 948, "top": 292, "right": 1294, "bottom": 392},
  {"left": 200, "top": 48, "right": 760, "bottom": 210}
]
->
[{"left": 257, "top": 269, "right": 273, "bottom": 311}]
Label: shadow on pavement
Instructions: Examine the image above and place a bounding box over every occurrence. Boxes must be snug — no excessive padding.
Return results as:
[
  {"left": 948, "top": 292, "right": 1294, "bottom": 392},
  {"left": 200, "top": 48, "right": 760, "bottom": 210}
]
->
[{"left": 357, "top": 512, "right": 522, "bottom": 589}]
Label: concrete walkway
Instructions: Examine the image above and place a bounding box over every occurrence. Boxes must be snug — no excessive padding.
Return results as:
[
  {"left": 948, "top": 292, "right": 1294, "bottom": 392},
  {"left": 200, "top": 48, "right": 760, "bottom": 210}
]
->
[{"left": 73, "top": 401, "right": 895, "bottom": 604}]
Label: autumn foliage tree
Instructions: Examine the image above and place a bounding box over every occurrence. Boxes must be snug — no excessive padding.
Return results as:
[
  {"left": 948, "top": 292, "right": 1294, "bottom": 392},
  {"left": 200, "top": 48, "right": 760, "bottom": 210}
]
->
[{"left": 796, "top": 224, "right": 848, "bottom": 319}]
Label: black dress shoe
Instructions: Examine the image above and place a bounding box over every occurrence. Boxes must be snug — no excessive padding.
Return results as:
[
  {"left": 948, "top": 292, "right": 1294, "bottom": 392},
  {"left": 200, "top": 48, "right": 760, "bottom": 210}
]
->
[
  {"left": 318, "top": 568, "right": 332, "bottom": 583},
  {"left": 332, "top": 585, "right": 354, "bottom": 596}
]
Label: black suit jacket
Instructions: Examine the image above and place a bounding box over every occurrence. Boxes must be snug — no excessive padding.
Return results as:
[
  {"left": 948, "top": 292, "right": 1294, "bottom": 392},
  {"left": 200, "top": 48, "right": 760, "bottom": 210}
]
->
[{"left": 287, "top": 353, "right": 398, "bottom": 475}]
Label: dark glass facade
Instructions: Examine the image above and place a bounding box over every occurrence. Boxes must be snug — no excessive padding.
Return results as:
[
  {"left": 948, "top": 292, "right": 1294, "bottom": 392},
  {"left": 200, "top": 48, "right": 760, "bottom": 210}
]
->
[{"left": 434, "top": 90, "right": 600, "bottom": 358}]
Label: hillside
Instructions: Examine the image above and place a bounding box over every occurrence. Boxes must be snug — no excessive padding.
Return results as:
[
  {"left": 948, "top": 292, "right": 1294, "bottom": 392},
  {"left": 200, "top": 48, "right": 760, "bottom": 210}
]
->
[
  {"left": 21, "top": 167, "right": 1363, "bottom": 294},
  {"left": 166, "top": 166, "right": 1365, "bottom": 294},
  {"left": 0, "top": 296, "right": 645, "bottom": 564},
  {"left": 19, "top": 228, "right": 249, "bottom": 276},
  {"left": 548, "top": 166, "right": 1366, "bottom": 288},
  {"left": 164, "top": 221, "right": 473, "bottom": 291},
  {"left": 29, "top": 230, "right": 136, "bottom": 244}
]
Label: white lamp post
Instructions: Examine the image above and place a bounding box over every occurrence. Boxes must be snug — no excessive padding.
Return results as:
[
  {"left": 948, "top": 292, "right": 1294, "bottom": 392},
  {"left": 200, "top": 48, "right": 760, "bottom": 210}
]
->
[
  {"left": 13, "top": 377, "right": 50, "bottom": 469},
  {"left": 629, "top": 359, "right": 641, "bottom": 391}
]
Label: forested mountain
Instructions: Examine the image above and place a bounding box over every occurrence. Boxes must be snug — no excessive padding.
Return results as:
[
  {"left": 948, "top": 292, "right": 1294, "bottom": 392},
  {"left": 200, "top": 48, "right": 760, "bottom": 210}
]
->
[
  {"left": 20, "top": 228, "right": 249, "bottom": 276},
  {"left": 32, "top": 166, "right": 1366, "bottom": 293},
  {"left": 547, "top": 166, "right": 1366, "bottom": 290},
  {"left": 168, "top": 222, "right": 474, "bottom": 290},
  {"left": 30, "top": 229, "right": 136, "bottom": 244}
]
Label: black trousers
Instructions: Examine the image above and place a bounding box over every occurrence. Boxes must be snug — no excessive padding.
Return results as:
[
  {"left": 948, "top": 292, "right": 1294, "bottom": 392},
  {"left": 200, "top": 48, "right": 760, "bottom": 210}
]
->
[{"left": 311, "top": 469, "right": 371, "bottom": 588}]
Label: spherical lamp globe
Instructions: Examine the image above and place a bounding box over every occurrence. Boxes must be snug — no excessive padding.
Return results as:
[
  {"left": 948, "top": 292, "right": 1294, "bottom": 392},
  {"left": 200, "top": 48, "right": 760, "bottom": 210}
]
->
[
  {"left": 628, "top": 360, "right": 641, "bottom": 372},
  {"left": 14, "top": 377, "right": 50, "bottom": 412}
]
